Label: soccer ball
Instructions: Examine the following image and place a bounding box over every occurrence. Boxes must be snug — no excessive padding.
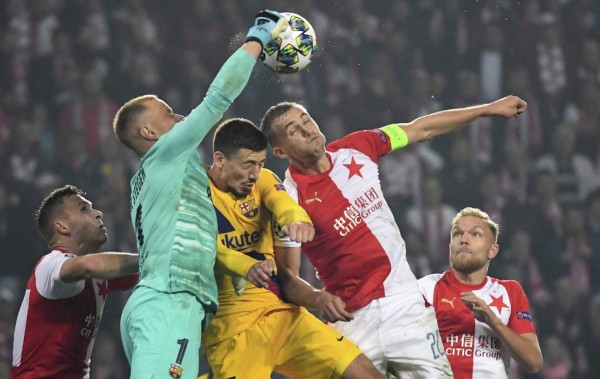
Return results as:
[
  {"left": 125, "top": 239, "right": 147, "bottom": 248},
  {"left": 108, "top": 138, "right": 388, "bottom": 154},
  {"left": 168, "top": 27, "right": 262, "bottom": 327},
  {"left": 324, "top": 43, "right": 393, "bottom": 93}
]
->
[{"left": 261, "top": 12, "right": 317, "bottom": 74}]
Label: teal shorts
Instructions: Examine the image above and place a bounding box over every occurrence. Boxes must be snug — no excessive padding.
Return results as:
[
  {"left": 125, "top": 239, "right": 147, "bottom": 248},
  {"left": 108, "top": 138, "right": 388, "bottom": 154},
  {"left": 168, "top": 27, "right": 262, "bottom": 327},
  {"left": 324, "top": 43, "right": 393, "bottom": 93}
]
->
[{"left": 120, "top": 286, "right": 206, "bottom": 379}]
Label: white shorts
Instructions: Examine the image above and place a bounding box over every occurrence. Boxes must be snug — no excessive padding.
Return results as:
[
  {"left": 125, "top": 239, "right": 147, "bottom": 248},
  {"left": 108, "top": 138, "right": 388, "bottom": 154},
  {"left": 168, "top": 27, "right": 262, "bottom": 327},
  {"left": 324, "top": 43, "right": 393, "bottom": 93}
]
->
[{"left": 329, "top": 285, "right": 453, "bottom": 378}]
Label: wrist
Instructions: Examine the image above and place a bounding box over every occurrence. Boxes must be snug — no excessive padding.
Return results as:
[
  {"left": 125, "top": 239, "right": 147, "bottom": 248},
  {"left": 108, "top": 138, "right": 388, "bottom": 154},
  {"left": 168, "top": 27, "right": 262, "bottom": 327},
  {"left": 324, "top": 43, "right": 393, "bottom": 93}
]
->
[{"left": 487, "top": 315, "right": 505, "bottom": 330}]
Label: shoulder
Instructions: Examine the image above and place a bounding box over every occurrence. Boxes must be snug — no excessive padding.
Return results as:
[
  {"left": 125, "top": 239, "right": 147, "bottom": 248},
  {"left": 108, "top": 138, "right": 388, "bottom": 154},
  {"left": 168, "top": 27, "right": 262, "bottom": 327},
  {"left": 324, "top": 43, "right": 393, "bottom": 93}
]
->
[
  {"left": 418, "top": 272, "right": 446, "bottom": 286},
  {"left": 36, "top": 250, "right": 73, "bottom": 273},
  {"left": 493, "top": 278, "right": 526, "bottom": 292},
  {"left": 35, "top": 251, "right": 85, "bottom": 299},
  {"left": 327, "top": 130, "right": 385, "bottom": 151},
  {"left": 418, "top": 272, "right": 446, "bottom": 296},
  {"left": 259, "top": 168, "right": 282, "bottom": 183},
  {"left": 490, "top": 277, "right": 531, "bottom": 303}
]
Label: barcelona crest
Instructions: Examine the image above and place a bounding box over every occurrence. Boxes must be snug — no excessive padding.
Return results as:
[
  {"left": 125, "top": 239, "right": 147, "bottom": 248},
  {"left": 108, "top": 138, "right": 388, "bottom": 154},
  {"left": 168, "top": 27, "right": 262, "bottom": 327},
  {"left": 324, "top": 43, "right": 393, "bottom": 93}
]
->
[
  {"left": 240, "top": 199, "right": 258, "bottom": 218},
  {"left": 169, "top": 364, "right": 183, "bottom": 378}
]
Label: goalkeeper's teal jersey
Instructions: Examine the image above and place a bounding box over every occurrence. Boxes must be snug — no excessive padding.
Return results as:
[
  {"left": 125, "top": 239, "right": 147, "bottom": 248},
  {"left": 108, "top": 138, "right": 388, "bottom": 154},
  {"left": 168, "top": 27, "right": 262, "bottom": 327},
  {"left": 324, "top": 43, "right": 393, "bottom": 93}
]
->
[{"left": 128, "top": 49, "right": 256, "bottom": 312}]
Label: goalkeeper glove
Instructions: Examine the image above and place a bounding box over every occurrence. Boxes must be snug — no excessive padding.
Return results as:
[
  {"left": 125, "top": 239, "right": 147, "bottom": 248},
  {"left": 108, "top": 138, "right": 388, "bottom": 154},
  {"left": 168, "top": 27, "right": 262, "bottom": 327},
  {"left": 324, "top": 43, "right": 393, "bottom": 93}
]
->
[{"left": 246, "top": 10, "right": 288, "bottom": 48}]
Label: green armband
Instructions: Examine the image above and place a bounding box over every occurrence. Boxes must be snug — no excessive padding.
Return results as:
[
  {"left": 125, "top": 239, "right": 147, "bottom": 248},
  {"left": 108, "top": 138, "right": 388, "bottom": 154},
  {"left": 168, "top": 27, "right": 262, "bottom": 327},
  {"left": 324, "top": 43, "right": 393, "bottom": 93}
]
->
[{"left": 380, "top": 124, "right": 409, "bottom": 151}]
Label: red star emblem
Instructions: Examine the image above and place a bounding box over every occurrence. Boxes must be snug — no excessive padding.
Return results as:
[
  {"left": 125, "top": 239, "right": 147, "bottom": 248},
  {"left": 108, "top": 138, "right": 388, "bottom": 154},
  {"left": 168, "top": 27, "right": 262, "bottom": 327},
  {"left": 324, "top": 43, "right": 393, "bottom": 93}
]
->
[
  {"left": 97, "top": 280, "right": 109, "bottom": 301},
  {"left": 488, "top": 294, "right": 508, "bottom": 313},
  {"left": 343, "top": 157, "right": 364, "bottom": 179}
]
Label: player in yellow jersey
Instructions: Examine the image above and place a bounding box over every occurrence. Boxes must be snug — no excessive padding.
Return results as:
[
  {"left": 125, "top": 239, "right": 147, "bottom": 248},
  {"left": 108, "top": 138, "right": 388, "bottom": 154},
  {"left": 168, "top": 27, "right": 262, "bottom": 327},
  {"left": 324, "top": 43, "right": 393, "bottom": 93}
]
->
[{"left": 203, "top": 118, "right": 385, "bottom": 379}]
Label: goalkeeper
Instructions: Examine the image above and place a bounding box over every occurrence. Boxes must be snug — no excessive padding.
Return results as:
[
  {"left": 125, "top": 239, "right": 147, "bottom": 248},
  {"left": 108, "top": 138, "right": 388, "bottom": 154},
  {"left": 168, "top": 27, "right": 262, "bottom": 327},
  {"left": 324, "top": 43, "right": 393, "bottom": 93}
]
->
[{"left": 112, "top": 10, "right": 288, "bottom": 379}]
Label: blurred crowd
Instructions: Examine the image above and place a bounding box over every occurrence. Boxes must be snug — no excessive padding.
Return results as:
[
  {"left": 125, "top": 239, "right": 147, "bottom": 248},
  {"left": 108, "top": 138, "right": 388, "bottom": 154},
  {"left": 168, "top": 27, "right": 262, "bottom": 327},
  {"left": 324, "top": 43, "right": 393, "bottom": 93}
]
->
[{"left": 0, "top": 0, "right": 599, "bottom": 378}]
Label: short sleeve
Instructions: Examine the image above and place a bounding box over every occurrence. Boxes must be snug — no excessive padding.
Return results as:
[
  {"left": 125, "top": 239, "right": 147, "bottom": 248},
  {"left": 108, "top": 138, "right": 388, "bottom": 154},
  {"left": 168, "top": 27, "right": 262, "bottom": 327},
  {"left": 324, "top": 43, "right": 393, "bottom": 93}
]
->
[
  {"left": 35, "top": 252, "right": 84, "bottom": 299},
  {"left": 504, "top": 280, "right": 537, "bottom": 335}
]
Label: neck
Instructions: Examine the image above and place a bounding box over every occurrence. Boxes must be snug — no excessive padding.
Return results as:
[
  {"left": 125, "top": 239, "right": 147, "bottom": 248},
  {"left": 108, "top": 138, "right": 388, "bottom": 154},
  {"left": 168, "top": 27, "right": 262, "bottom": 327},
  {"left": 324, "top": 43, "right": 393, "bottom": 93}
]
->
[
  {"left": 453, "top": 267, "right": 488, "bottom": 285},
  {"left": 206, "top": 165, "right": 226, "bottom": 191},
  {"left": 50, "top": 239, "right": 98, "bottom": 256},
  {"left": 290, "top": 154, "right": 330, "bottom": 175}
]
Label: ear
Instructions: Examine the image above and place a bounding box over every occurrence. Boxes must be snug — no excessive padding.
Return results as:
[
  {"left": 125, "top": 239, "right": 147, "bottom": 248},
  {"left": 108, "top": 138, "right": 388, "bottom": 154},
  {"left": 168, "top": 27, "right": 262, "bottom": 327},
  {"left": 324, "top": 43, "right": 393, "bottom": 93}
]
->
[
  {"left": 488, "top": 243, "right": 499, "bottom": 261},
  {"left": 272, "top": 146, "right": 287, "bottom": 159},
  {"left": 53, "top": 219, "right": 70, "bottom": 237},
  {"left": 213, "top": 151, "right": 225, "bottom": 168},
  {"left": 140, "top": 124, "right": 158, "bottom": 141}
]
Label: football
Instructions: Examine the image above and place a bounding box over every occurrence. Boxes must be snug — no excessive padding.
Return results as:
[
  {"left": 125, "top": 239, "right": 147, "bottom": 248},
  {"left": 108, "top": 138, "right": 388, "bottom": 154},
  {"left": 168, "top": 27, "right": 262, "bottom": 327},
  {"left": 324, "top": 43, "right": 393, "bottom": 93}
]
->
[{"left": 261, "top": 12, "right": 317, "bottom": 74}]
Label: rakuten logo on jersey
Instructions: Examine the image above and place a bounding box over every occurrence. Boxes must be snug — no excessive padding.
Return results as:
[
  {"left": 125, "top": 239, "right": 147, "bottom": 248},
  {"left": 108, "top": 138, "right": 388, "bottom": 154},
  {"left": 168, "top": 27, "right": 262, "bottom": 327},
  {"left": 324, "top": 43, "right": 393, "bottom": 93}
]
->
[
  {"left": 221, "top": 229, "right": 262, "bottom": 250},
  {"left": 332, "top": 186, "right": 383, "bottom": 236}
]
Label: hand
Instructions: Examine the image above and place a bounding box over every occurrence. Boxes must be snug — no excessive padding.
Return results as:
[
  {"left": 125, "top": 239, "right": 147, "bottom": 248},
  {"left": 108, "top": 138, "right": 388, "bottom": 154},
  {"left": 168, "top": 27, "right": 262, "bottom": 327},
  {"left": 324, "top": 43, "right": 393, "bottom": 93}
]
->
[
  {"left": 487, "top": 95, "right": 528, "bottom": 118},
  {"left": 315, "top": 291, "right": 354, "bottom": 323},
  {"left": 246, "top": 259, "right": 275, "bottom": 289},
  {"left": 460, "top": 291, "right": 501, "bottom": 327},
  {"left": 246, "top": 10, "right": 289, "bottom": 48},
  {"left": 281, "top": 222, "right": 315, "bottom": 243}
]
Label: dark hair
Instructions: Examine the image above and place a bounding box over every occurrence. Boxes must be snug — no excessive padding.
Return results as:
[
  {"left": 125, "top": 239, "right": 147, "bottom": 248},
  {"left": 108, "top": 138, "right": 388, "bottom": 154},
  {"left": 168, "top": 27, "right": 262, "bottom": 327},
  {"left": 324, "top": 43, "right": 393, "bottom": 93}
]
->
[
  {"left": 213, "top": 118, "right": 267, "bottom": 157},
  {"left": 113, "top": 94, "right": 157, "bottom": 152},
  {"left": 259, "top": 101, "right": 300, "bottom": 147},
  {"left": 35, "top": 185, "right": 84, "bottom": 242}
]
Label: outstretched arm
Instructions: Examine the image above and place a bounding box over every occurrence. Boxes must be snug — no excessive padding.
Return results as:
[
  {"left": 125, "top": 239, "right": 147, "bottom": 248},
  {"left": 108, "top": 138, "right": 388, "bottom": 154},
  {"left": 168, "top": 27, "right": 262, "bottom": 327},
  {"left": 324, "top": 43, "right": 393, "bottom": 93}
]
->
[
  {"left": 162, "top": 11, "right": 289, "bottom": 154},
  {"left": 461, "top": 291, "right": 543, "bottom": 373},
  {"left": 275, "top": 246, "right": 353, "bottom": 322},
  {"left": 399, "top": 95, "right": 527, "bottom": 145},
  {"left": 59, "top": 252, "right": 139, "bottom": 282}
]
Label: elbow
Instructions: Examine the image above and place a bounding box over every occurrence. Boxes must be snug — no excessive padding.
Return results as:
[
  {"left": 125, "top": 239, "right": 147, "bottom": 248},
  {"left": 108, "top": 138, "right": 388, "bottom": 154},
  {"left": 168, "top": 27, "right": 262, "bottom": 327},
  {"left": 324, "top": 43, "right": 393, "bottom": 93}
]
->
[{"left": 523, "top": 355, "right": 544, "bottom": 374}]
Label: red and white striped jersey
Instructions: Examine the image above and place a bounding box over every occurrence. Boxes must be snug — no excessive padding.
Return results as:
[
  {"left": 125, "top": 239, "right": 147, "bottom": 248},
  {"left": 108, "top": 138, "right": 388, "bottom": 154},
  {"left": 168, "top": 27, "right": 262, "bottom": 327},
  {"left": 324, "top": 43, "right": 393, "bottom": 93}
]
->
[
  {"left": 284, "top": 130, "right": 418, "bottom": 312},
  {"left": 418, "top": 270, "right": 537, "bottom": 379},
  {"left": 12, "top": 249, "right": 137, "bottom": 379}
]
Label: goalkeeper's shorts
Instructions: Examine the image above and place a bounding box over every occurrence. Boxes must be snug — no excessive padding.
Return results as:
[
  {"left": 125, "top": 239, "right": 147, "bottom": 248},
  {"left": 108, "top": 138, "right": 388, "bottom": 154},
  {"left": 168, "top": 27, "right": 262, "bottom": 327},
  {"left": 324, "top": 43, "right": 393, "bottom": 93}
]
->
[{"left": 121, "top": 286, "right": 206, "bottom": 379}]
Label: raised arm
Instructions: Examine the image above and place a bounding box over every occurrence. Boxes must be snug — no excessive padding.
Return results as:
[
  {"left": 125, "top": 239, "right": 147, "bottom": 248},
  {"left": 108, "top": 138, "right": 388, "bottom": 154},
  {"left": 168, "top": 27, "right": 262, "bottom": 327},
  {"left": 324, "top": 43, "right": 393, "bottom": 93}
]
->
[
  {"left": 399, "top": 95, "right": 527, "bottom": 145},
  {"left": 163, "top": 11, "right": 289, "bottom": 152},
  {"left": 59, "top": 252, "right": 139, "bottom": 283}
]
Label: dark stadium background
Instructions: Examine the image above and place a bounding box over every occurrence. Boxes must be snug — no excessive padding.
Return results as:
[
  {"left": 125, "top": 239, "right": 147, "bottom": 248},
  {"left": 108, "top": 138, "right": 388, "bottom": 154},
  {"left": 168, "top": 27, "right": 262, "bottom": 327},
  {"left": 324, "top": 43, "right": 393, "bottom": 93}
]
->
[{"left": 1, "top": 1, "right": 599, "bottom": 378}]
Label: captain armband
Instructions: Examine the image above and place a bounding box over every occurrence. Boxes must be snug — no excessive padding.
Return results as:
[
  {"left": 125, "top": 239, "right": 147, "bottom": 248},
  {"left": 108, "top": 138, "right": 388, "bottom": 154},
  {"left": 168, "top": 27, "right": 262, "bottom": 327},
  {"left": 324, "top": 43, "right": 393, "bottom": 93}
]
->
[{"left": 379, "top": 124, "right": 409, "bottom": 152}]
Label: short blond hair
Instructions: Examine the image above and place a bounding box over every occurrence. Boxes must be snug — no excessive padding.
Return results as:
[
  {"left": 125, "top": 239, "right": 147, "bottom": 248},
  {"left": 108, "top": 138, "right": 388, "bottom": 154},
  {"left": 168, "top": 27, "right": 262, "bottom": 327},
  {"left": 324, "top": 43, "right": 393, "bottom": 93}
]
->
[
  {"left": 451, "top": 207, "right": 500, "bottom": 243},
  {"left": 113, "top": 94, "right": 157, "bottom": 153}
]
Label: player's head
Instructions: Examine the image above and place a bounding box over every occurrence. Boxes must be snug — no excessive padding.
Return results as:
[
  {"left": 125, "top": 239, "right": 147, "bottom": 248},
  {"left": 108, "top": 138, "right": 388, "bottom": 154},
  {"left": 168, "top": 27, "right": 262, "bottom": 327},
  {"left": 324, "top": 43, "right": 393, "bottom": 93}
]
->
[
  {"left": 35, "top": 185, "right": 107, "bottom": 252},
  {"left": 449, "top": 207, "right": 499, "bottom": 274},
  {"left": 212, "top": 118, "right": 267, "bottom": 198},
  {"left": 113, "top": 94, "right": 184, "bottom": 157},
  {"left": 260, "top": 102, "right": 326, "bottom": 165}
]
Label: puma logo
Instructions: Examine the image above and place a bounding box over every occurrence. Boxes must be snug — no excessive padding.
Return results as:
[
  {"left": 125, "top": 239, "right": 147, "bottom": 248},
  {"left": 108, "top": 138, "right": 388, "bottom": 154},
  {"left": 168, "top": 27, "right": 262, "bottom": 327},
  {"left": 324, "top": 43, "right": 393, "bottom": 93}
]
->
[
  {"left": 441, "top": 297, "right": 456, "bottom": 309},
  {"left": 305, "top": 192, "right": 322, "bottom": 205}
]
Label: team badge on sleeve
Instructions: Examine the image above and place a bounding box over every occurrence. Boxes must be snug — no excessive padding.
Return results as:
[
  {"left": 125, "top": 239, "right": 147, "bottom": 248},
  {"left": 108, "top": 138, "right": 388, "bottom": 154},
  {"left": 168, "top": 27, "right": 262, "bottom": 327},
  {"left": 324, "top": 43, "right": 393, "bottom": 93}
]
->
[{"left": 274, "top": 183, "right": 286, "bottom": 191}]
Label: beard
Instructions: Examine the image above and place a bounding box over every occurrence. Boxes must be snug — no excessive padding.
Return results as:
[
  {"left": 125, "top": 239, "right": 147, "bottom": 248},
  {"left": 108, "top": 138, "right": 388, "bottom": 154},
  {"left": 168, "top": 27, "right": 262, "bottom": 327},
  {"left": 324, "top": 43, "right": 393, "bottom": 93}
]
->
[{"left": 451, "top": 253, "right": 488, "bottom": 274}]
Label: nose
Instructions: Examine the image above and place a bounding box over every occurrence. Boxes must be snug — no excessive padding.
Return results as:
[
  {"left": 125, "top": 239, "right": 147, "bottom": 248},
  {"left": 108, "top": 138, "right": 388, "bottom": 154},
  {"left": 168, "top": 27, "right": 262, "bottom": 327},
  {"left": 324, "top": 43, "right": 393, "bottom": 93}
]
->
[
  {"left": 298, "top": 124, "right": 313, "bottom": 138},
  {"left": 175, "top": 114, "right": 184, "bottom": 122},
  {"left": 95, "top": 209, "right": 103, "bottom": 219},
  {"left": 249, "top": 166, "right": 260, "bottom": 180}
]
